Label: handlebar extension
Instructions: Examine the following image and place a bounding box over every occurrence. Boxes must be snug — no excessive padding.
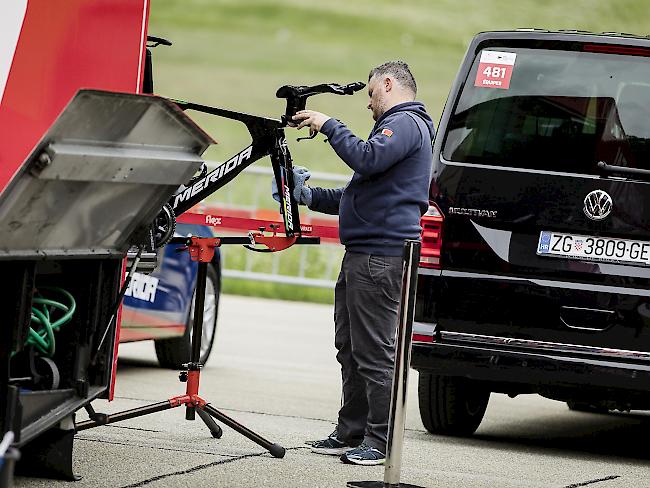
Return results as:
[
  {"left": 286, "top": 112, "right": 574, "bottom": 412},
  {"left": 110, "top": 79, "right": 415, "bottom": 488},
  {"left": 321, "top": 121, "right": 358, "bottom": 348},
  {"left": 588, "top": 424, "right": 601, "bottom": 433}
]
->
[{"left": 276, "top": 81, "right": 365, "bottom": 124}]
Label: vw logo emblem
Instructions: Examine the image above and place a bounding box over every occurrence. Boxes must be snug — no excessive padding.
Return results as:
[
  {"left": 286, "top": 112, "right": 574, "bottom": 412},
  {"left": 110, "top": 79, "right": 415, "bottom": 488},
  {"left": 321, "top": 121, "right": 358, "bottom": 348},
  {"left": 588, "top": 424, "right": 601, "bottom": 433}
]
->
[{"left": 583, "top": 190, "right": 613, "bottom": 221}]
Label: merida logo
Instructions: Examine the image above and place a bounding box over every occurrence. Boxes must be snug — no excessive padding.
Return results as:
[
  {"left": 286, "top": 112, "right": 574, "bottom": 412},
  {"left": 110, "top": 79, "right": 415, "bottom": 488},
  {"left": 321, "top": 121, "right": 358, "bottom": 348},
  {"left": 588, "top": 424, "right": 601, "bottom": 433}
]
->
[
  {"left": 284, "top": 181, "right": 293, "bottom": 230},
  {"left": 173, "top": 146, "right": 253, "bottom": 209}
]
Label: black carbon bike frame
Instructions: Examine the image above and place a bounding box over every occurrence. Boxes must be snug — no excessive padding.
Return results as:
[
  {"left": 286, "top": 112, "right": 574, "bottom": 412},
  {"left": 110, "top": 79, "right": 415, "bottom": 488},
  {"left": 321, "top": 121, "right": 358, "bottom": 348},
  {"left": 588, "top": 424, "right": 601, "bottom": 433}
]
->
[{"left": 169, "top": 81, "right": 365, "bottom": 237}]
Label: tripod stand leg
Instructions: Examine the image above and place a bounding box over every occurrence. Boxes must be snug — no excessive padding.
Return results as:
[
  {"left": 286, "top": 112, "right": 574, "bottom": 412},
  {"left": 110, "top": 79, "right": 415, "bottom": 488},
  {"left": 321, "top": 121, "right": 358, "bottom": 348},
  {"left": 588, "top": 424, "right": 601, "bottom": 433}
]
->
[
  {"left": 197, "top": 406, "right": 223, "bottom": 438},
  {"left": 202, "top": 403, "right": 285, "bottom": 458},
  {"left": 76, "top": 401, "right": 173, "bottom": 430}
]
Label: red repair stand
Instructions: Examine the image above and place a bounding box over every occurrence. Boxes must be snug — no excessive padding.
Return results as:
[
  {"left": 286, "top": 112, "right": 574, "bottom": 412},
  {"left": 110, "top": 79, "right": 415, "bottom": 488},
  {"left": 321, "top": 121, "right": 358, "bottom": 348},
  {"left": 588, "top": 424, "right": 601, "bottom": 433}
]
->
[{"left": 77, "top": 236, "right": 286, "bottom": 458}]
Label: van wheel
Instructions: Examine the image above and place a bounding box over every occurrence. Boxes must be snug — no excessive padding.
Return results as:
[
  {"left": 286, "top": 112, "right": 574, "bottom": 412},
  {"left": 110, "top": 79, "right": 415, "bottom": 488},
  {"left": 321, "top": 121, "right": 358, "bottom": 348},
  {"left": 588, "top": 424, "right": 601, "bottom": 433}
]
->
[
  {"left": 155, "top": 263, "right": 219, "bottom": 369},
  {"left": 418, "top": 373, "right": 490, "bottom": 436}
]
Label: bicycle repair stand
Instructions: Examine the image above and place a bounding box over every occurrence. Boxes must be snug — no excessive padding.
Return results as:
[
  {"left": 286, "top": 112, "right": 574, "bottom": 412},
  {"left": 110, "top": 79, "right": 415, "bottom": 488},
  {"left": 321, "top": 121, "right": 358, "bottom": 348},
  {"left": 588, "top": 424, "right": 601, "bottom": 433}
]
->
[{"left": 76, "top": 235, "right": 307, "bottom": 459}]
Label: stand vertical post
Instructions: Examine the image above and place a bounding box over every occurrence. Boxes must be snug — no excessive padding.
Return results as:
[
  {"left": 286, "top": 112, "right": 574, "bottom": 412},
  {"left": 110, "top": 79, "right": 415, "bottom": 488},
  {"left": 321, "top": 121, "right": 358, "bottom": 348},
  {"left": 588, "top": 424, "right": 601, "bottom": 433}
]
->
[
  {"left": 186, "top": 260, "right": 207, "bottom": 420},
  {"left": 190, "top": 261, "right": 208, "bottom": 364}
]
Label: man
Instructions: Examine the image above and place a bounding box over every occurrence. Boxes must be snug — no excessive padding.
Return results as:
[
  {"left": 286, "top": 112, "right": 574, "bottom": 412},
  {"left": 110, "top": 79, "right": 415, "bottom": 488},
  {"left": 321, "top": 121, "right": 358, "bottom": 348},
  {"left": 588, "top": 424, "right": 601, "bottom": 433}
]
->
[{"left": 282, "top": 61, "right": 435, "bottom": 465}]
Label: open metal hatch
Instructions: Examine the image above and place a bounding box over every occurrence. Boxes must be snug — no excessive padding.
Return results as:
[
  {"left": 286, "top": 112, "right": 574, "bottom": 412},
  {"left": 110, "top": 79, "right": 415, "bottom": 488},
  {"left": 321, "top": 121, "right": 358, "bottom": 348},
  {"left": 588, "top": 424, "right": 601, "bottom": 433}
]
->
[{"left": 0, "top": 89, "right": 214, "bottom": 259}]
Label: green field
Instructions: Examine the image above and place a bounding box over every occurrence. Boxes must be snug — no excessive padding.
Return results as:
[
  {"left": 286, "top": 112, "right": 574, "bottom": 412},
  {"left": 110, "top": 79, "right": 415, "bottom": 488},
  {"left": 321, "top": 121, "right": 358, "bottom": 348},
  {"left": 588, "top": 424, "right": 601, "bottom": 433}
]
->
[{"left": 148, "top": 0, "right": 649, "bottom": 302}]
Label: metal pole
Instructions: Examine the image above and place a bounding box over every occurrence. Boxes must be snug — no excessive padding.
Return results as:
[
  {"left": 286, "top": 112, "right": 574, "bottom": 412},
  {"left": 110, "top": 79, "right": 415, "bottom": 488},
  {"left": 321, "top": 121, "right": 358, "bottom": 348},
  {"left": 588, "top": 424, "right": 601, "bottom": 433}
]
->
[
  {"left": 348, "top": 239, "right": 424, "bottom": 488},
  {"left": 384, "top": 240, "right": 420, "bottom": 486}
]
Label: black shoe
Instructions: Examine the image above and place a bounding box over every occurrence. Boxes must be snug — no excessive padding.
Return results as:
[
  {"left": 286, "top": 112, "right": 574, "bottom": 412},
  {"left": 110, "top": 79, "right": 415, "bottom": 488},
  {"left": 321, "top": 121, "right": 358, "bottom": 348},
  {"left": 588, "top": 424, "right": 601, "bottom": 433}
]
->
[
  {"left": 340, "top": 442, "right": 385, "bottom": 466},
  {"left": 311, "top": 430, "right": 355, "bottom": 456}
]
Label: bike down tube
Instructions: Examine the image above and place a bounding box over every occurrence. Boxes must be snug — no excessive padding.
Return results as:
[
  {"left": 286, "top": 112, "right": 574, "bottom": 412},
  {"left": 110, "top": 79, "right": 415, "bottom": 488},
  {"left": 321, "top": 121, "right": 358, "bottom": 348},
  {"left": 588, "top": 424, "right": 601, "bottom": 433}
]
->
[
  {"left": 169, "top": 141, "right": 270, "bottom": 216},
  {"left": 171, "top": 100, "right": 299, "bottom": 236},
  {"left": 270, "top": 129, "right": 300, "bottom": 237}
]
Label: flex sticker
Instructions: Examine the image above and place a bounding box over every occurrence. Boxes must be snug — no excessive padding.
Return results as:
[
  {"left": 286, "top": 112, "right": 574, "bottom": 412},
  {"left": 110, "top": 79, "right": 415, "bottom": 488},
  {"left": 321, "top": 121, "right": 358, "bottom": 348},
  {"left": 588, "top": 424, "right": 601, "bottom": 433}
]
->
[{"left": 474, "top": 50, "right": 516, "bottom": 90}]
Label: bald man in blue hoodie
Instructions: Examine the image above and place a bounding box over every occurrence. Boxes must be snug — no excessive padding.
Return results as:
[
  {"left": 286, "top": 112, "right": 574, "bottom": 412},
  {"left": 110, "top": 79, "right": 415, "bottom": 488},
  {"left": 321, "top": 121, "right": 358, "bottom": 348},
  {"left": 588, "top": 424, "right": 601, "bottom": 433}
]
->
[{"left": 291, "top": 61, "right": 435, "bottom": 465}]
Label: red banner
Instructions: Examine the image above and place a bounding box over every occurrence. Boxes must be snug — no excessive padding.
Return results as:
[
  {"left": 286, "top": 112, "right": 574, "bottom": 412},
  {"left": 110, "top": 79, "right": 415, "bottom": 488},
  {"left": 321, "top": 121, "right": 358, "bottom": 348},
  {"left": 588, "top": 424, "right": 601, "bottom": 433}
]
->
[{"left": 177, "top": 206, "right": 340, "bottom": 243}]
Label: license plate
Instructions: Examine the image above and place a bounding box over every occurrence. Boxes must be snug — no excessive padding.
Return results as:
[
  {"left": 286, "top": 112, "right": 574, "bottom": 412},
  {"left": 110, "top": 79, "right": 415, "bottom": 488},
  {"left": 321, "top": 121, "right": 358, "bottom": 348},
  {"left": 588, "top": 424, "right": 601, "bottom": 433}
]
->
[{"left": 537, "top": 231, "right": 650, "bottom": 266}]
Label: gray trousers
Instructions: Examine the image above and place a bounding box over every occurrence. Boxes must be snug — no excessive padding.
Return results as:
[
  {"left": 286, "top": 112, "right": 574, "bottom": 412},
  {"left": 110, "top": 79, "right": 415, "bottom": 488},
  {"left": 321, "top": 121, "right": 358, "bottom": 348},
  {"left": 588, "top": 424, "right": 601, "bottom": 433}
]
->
[{"left": 334, "top": 251, "right": 403, "bottom": 452}]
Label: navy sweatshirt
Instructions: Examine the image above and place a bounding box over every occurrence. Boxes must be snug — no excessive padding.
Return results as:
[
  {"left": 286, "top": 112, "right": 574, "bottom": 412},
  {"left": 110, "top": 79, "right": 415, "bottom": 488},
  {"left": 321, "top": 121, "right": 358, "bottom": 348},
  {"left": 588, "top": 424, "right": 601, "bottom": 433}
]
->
[{"left": 309, "top": 101, "right": 435, "bottom": 256}]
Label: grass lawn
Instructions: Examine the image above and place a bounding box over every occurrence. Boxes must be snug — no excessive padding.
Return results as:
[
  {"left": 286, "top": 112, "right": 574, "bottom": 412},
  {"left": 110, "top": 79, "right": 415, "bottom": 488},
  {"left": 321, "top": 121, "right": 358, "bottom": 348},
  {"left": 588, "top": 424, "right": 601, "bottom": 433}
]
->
[{"left": 148, "top": 0, "right": 649, "bottom": 302}]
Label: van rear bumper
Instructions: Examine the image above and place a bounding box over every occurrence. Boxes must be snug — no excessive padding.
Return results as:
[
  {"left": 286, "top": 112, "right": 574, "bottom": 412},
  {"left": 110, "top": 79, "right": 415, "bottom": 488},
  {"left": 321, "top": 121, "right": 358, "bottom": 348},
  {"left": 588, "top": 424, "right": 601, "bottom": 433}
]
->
[
  {"left": 411, "top": 333, "right": 650, "bottom": 393},
  {"left": 416, "top": 269, "right": 650, "bottom": 351}
]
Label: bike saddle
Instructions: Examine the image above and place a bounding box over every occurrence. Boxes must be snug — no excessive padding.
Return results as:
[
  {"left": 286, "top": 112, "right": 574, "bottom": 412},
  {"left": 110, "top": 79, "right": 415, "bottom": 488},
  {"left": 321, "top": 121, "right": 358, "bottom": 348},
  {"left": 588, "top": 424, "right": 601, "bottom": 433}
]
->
[{"left": 276, "top": 81, "right": 365, "bottom": 123}]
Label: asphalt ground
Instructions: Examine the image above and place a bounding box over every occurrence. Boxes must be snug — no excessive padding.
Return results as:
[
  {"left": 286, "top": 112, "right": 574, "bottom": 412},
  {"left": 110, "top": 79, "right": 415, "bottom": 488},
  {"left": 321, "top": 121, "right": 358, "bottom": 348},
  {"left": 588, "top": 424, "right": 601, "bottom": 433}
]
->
[{"left": 13, "top": 295, "right": 650, "bottom": 488}]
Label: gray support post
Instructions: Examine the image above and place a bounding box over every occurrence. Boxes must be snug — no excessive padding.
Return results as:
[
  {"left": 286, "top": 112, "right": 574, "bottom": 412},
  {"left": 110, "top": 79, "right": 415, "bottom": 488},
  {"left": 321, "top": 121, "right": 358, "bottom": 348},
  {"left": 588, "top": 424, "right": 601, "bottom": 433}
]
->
[{"left": 347, "top": 239, "right": 425, "bottom": 488}]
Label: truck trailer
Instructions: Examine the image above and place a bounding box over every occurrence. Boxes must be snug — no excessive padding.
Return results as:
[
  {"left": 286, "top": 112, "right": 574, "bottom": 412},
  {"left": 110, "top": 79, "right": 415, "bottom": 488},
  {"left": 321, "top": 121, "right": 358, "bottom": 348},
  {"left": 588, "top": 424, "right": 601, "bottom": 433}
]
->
[{"left": 0, "top": 1, "right": 213, "bottom": 480}]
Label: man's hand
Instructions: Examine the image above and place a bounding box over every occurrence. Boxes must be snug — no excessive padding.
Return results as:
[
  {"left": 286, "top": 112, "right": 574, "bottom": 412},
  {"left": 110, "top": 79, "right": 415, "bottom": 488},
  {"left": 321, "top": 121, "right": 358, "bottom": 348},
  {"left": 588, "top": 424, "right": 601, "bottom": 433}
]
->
[
  {"left": 271, "top": 166, "right": 312, "bottom": 206},
  {"left": 292, "top": 166, "right": 312, "bottom": 206},
  {"left": 271, "top": 175, "right": 280, "bottom": 203},
  {"left": 293, "top": 110, "right": 331, "bottom": 134}
]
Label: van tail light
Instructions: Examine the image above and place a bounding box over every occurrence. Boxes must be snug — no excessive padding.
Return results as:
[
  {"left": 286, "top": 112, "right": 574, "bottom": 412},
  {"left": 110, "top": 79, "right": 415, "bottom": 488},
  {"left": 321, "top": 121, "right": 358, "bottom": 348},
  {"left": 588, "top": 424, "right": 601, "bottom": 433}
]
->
[
  {"left": 583, "top": 44, "right": 650, "bottom": 57},
  {"left": 420, "top": 203, "right": 444, "bottom": 269}
]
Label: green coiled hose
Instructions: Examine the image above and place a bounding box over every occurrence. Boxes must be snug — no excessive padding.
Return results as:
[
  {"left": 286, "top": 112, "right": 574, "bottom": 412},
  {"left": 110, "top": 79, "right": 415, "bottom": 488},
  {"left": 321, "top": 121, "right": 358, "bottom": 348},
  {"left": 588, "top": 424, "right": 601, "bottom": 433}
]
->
[{"left": 14, "top": 287, "right": 76, "bottom": 357}]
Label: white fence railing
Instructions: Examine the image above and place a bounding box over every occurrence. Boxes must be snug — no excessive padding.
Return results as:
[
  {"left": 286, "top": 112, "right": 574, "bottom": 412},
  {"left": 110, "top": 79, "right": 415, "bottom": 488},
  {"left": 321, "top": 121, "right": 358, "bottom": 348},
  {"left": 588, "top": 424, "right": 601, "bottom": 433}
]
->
[{"left": 204, "top": 163, "right": 349, "bottom": 289}]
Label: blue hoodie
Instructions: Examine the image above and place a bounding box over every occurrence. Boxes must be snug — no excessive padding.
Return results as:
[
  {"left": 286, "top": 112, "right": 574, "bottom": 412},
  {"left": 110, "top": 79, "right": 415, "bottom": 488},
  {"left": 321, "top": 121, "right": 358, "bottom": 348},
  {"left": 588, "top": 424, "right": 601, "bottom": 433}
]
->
[{"left": 309, "top": 101, "right": 435, "bottom": 256}]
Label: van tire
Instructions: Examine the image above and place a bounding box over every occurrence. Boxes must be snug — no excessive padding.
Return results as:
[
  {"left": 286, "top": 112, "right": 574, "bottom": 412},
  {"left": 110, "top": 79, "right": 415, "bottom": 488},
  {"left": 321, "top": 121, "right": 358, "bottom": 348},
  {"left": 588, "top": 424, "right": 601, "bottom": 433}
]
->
[
  {"left": 418, "top": 372, "right": 490, "bottom": 436},
  {"left": 155, "top": 263, "right": 219, "bottom": 369}
]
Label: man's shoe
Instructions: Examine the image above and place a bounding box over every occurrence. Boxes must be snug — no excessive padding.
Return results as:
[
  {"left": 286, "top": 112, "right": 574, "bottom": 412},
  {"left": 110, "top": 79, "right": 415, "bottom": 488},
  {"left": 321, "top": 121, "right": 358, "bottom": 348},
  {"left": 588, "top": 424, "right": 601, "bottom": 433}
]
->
[
  {"left": 311, "top": 430, "right": 355, "bottom": 456},
  {"left": 340, "top": 443, "right": 386, "bottom": 466}
]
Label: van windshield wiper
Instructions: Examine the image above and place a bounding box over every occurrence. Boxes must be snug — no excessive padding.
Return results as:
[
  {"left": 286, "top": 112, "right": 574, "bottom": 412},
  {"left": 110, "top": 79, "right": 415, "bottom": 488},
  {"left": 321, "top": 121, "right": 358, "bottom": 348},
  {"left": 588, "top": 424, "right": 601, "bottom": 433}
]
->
[{"left": 597, "top": 161, "right": 650, "bottom": 180}]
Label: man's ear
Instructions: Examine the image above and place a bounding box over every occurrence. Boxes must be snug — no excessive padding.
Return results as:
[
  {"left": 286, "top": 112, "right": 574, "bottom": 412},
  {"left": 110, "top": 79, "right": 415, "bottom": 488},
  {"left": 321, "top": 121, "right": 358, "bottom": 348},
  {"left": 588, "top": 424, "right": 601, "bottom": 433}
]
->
[{"left": 384, "top": 76, "right": 393, "bottom": 92}]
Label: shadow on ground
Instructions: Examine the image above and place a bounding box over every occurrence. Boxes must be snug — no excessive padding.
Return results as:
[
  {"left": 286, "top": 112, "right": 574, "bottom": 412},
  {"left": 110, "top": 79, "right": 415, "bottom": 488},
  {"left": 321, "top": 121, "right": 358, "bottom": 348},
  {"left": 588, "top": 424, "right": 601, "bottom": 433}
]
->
[{"left": 414, "top": 408, "right": 650, "bottom": 466}]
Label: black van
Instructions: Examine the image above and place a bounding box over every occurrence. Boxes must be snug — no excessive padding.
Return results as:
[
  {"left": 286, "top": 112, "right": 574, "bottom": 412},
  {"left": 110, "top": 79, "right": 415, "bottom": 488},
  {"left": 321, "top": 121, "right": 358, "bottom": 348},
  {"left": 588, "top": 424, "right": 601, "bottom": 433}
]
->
[{"left": 412, "top": 29, "right": 650, "bottom": 436}]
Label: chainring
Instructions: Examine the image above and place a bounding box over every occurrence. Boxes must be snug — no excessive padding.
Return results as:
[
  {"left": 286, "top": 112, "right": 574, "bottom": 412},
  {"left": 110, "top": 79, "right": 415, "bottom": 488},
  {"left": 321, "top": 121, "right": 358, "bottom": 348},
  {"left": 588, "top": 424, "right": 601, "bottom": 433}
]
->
[{"left": 152, "top": 203, "right": 176, "bottom": 248}]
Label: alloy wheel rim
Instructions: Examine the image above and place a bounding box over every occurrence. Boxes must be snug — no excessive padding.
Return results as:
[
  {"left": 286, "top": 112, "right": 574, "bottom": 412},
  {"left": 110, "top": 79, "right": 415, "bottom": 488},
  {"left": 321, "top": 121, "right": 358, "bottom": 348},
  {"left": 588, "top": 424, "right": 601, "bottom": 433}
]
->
[{"left": 189, "top": 274, "right": 217, "bottom": 360}]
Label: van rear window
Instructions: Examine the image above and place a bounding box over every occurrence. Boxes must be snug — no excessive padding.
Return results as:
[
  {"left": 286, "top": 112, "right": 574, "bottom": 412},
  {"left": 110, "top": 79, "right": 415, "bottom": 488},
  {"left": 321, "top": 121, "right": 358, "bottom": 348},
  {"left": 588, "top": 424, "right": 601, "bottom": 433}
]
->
[{"left": 443, "top": 47, "right": 650, "bottom": 174}]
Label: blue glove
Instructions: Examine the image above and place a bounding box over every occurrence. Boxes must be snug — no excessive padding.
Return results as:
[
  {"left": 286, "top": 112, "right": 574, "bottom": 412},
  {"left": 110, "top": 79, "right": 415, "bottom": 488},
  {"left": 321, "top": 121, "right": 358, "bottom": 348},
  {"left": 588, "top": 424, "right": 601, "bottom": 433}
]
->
[
  {"left": 271, "top": 176, "right": 280, "bottom": 203},
  {"left": 293, "top": 166, "right": 312, "bottom": 206},
  {"left": 271, "top": 166, "right": 312, "bottom": 206}
]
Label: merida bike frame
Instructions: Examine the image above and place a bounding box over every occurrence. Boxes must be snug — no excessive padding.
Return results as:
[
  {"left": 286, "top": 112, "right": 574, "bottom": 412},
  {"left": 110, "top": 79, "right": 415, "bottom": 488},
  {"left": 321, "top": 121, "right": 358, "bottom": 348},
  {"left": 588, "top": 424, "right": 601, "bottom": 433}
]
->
[{"left": 169, "top": 82, "right": 365, "bottom": 238}]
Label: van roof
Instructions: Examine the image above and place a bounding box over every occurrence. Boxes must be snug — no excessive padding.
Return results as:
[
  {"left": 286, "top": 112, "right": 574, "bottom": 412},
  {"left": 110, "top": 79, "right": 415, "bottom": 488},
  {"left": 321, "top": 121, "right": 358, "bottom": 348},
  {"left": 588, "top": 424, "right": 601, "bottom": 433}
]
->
[{"left": 474, "top": 29, "right": 650, "bottom": 47}]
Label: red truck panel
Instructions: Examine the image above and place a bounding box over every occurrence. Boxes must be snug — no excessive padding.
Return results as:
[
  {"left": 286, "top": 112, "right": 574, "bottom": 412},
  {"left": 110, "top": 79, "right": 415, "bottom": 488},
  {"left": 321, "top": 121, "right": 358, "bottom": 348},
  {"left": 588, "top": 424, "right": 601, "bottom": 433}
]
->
[
  {"left": 0, "top": 0, "right": 150, "bottom": 191},
  {"left": 0, "top": 0, "right": 150, "bottom": 402}
]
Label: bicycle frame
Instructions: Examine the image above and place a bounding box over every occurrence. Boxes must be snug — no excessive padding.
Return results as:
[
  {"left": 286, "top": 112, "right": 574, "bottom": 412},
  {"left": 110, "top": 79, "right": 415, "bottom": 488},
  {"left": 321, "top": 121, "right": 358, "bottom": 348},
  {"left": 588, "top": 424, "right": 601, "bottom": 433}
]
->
[{"left": 170, "top": 101, "right": 301, "bottom": 237}]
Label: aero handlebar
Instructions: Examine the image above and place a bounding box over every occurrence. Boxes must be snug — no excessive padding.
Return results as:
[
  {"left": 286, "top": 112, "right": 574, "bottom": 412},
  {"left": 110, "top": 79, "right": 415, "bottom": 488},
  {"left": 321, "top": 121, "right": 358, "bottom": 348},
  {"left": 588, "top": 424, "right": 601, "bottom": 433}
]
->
[{"left": 276, "top": 81, "right": 366, "bottom": 124}]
